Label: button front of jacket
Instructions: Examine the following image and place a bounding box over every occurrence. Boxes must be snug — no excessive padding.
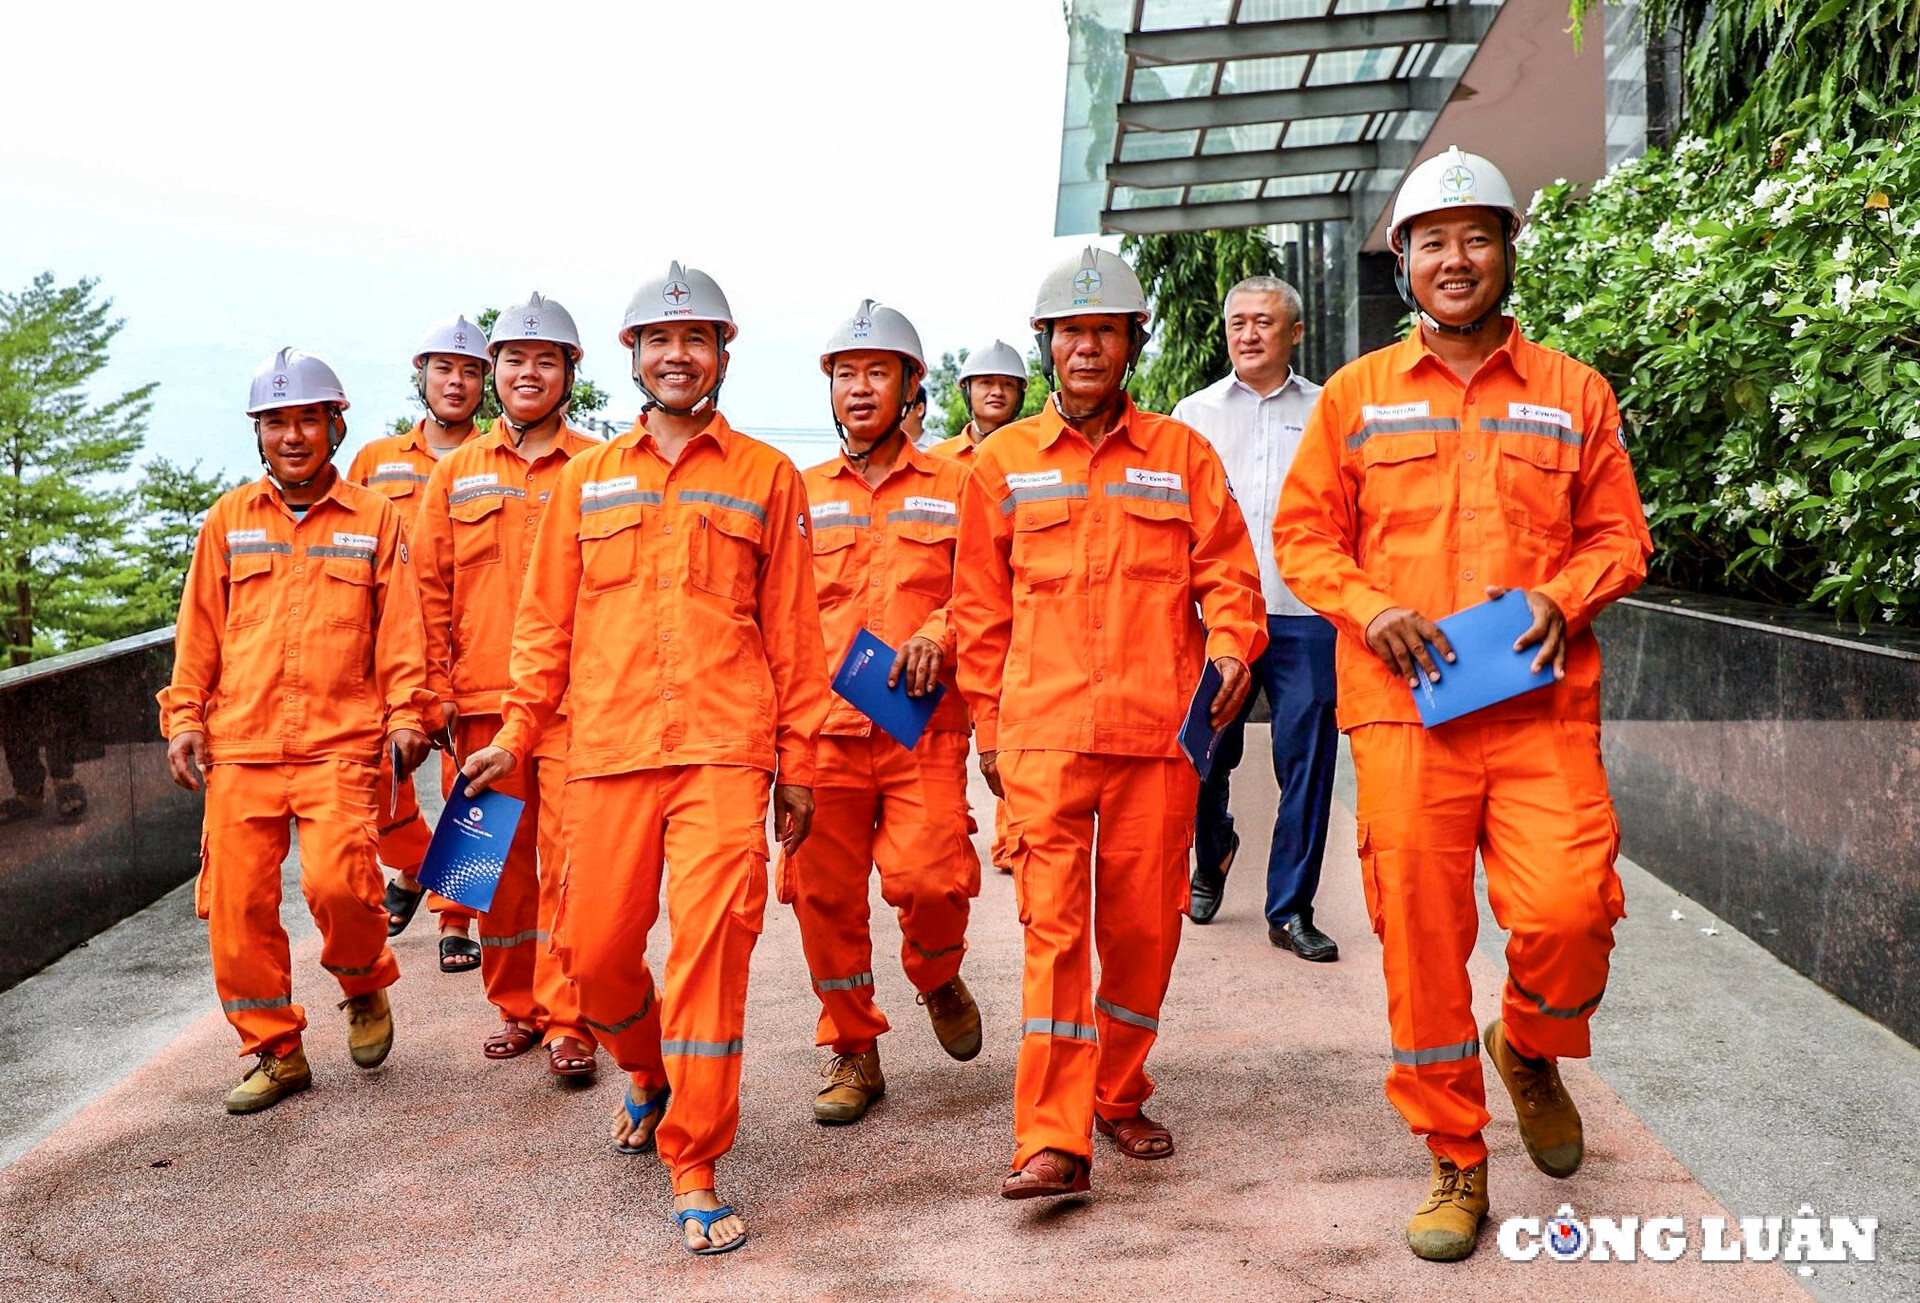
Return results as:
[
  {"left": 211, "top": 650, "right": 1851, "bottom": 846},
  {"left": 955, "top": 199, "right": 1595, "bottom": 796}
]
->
[
  {"left": 159, "top": 474, "right": 435, "bottom": 763},
  {"left": 345, "top": 423, "right": 442, "bottom": 527},
  {"left": 803, "top": 444, "right": 969, "bottom": 737},
  {"left": 414, "top": 424, "right": 596, "bottom": 716},
  {"left": 495, "top": 414, "right": 830, "bottom": 786},
  {"left": 952, "top": 396, "right": 1267, "bottom": 757},
  {"left": 1274, "top": 324, "right": 1654, "bottom": 730}
]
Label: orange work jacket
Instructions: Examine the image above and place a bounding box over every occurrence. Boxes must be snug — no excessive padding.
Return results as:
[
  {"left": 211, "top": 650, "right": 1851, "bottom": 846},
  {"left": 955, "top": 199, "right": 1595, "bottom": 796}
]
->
[
  {"left": 928, "top": 427, "right": 982, "bottom": 464},
  {"left": 159, "top": 471, "right": 434, "bottom": 763},
  {"left": 345, "top": 422, "right": 458, "bottom": 528},
  {"left": 1273, "top": 322, "right": 1653, "bottom": 730},
  {"left": 802, "top": 442, "right": 969, "bottom": 737},
  {"left": 952, "top": 395, "right": 1267, "bottom": 757},
  {"left": 413, "top": 424, "right": 597, "bottom": 717},
  {"left": 494, "top": 413, "right": 830, "bottom": 786}
]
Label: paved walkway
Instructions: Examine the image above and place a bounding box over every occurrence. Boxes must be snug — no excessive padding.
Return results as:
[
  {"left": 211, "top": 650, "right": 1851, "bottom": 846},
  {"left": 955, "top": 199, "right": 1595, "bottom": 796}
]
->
[{"left": 2, "top": 735, "right": 1910, "bottom": 1300}]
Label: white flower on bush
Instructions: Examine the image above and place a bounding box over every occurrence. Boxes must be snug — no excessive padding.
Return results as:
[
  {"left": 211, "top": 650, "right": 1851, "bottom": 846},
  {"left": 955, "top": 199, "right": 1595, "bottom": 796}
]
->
[
  {"left": 1834, "top": 274, "right": 1856, "bottom": 310},
  {"left": 1858, "top": 278, "right": 1882, "bottom": 302},
  {"left": 1675, "top": 135, "right": 1711, "bottom": 160},
  {"left": 1904, "top": 423, "right": 1920, "bottom": 441},
  {"left": 1564, "top": 302, "right": 1586, "bottom": 322},
  {"left": 1761, "top": 289, "right": 1780, "bottom": 307},
  {"left": 1750, "top": 177, "right": 1788, "bottom": 208},
  {"left": 1715, "top": 471, "right": 1733, "bottom": 486},
  {"left": 1791, "top": 319, "right": 1810, "bottom": 338},
  {"left": 1746, "top": 483, "right": 1769, "bottom": 508},
  {"left": 1833, "top": 234, "right": 1855, "bottom": 265}
]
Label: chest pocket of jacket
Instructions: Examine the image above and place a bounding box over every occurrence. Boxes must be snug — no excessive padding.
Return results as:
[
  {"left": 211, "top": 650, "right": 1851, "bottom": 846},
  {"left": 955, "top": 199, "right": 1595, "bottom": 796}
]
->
[
  {"left": 1358, "top": 431, "right": 1447, "bottom": 527},
  {"left": 1116, "top": 494, "right": 1192, "bottom": 584},
  {"left": 451, "top": 494, "right": 507, "bottom": 569},
  {"left": 579, "top": 507, "right": 643, "bottom": 595},
  {"left": 1010, "top": 498, "right": 1074, "bottom": 586},
  {"left": 323, "top": 559, "right": 374, "bottom": 629},
  {"left": 1495, "top": 434, "right": 1580, "bottom": 538},
  {"left": 691, "top": 510, "right": 764, "bottom": 603},
  {"left": 226, "top": 552, "right": 275, "bottom": 629},
  {"left": 810, "top": 524, "right": 860, "bottom": 602},
  {"left": 895, "top": 522, "right": 957, "bottom": 598}
]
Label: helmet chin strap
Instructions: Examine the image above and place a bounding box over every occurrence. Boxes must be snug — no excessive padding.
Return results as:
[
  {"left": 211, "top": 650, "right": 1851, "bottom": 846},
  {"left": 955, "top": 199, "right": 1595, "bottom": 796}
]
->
[
  {"left": 500, "top": 359, "right": 574, "bottom": 447},
  {"left": 258, "top": 410, "right": 345, "bottom": 492},
  {"left": 633, "top": 347, "right": 726, "bottom": 420},
  {"left": 1394, "top": 221, "right": 1516, "bottom": 337},
  {"left": 832, "top": 360, "right": 914, "bottom": 470}
]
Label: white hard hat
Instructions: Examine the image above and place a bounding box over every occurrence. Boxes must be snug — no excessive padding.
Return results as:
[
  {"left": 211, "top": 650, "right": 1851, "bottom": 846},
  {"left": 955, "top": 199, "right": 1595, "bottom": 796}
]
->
[
  {"left": 1388, "top": 145, "right": 1523, "bottom": 250},
  {"left": 1032, "top": 247, "right": 1149, "bottom": 324},
  {"left": 959, "top": 339, "right": 1027, "bottom": 383},
  {"left": 247, "top": 347, "right": 349, "bottom": 416},
  {"left": 490, "top": 292, "right": 584, "bottom": 362},
  {"left": 819, "top": 299, "right": 926, "bottom": 375},
  {"left": 413, "top": 314, "right": 493, "bottom": 371},
  {"left": 619, "top": 261, "right": 738, "bottom": 348}
]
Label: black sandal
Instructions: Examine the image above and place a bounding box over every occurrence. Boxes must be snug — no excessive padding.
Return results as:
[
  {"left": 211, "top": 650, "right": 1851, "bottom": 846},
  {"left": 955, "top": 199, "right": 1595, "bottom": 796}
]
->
[
  {"left": 439, "top": 934, "right": 481, "bottom": 973},
  {"left": 384, "top": 880, "right": 426, "bottom": 937}
]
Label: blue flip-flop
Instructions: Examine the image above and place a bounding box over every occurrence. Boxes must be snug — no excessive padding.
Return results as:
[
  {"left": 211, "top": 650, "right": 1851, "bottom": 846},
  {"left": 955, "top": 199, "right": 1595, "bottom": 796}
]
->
[
  {"left": 615, "top": 1085, "right": 671, "bottom": 1155},
  {"left": 672, "top": 1204, "right": 748, "bottom": 1256}
]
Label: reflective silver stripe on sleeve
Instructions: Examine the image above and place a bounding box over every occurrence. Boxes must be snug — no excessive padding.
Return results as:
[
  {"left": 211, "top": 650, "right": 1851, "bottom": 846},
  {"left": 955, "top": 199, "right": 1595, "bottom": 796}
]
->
[
  {"left": 1104, "top": 483, "right": 1190, "bottom": 506},
  {"left": 886, "top": 509, "right": 959, "bottom": 526},
  {"left": 448, "top": 485, "right": 529, "bottom": 507},
  {"left": 662, "top": 1038, "right": 746, "bottom": 1058},
  {"left": 1094, "top": 996, "right": 1159, "bottom": 1032},
  {"left": 221, "top": 994, "right": 293, "bottom": 1013},
  {"left": 583, "top": 988, "right": 655, "bottom": 1037},
  {"left": 478, "top": 929, "right": 548, "bottom": 949},
  {"left": 1023, "top": 1017, "right": 1098, "bottom": 1042},
  {"left": 579, "top": 490, "right": 663, "bottom": 514},
  {"left": 1391, "top": 1037, "right": 1481, "bottom": 1067},
  {"left": 225, "top": 541, "right": 294, "bottom": 558},
  {"left": 1345, "top": 418, "right": 1463, "bottom": 451},
  {"left": 322, "top": 961, "right": 377, "bottom": 977},
  {"left": 678, "top": 489, "right": 768, "bottom": 524},
  {"left": 813, "top": 971, "right": 875, "bottom": 993},
  {"left": 1481, "top": 418, "right": 1584, "bottom": 446},
  {"left": 306, "top": 546, "right": 374, "bottom": 560},
  {"left": 1507, "top": 974, "right": 1605, "bottom": 1020},
  {"left": 367, "top": 470, "right": 429, "bottom": 485}
]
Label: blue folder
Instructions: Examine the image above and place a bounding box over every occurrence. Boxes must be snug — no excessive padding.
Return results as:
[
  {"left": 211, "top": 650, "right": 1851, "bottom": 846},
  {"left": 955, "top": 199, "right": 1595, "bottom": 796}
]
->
[
  {"left": 831, "top": 628, "right": 945, "bottom": 751},
  {"left": 1178, "top": 660, "right": 1227, "bottom": 782},
  {"left": 417, "top": 787, "right": 525, "bottom": 913},
  {"left": 1414, "top": 590, "right": 1556, "bottom": 728}
]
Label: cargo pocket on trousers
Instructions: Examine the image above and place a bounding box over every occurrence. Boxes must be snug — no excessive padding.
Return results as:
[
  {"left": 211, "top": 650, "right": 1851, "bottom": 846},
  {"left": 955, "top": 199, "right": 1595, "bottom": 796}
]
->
[
  {"left": 194, "top": 831, "right": 213, "bottom": 920},
  {"left": 774, "top": 847, "right": 797, "bottom": 906},
  {"left": 1600, "top": 808, "right": 1627, "bottom": 923},
  {"left": 1356, "top": 821, "right": 1386, "bottom": 938},
  {"left": 734, "top": 823, "right": 770, "bottom": 934}
]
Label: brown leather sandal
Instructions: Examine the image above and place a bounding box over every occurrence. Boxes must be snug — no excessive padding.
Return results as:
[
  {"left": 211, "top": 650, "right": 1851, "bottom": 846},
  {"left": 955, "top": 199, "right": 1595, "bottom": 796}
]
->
[
  {"left": 1096, "top": 1111, "right": 1175, "bottom": 1160},
  {"left": 483, "top": 1022, "right": 540, "bottom": 1059},
  {"left": 1001, "top": 1148, "right": 1092, "bottom": 1200},
  {"left": 547, "top": 1036, "right": 597, "bottom": 1079}
]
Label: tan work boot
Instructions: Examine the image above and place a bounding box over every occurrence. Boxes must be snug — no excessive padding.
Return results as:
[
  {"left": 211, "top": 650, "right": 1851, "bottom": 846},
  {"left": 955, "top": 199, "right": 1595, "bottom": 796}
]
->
[
  {"left": 1484, "top": 1017, "right": 1583, "bottom": 1177},
  {"left": 224, "top": 1044, "right": 312, "bottom": 1115},
  {"left": 340, "top": 990, "right": 394, "bottom": 1069},
  {"left": 918, "top": 974, "right": 982, "bottom": 1062},
  {"left": 813, "top": 1047, "right": 885, "bottom": 1125},
  {"left": 1406, "top": 1154, "right": 1489, "bottom": 1261}
]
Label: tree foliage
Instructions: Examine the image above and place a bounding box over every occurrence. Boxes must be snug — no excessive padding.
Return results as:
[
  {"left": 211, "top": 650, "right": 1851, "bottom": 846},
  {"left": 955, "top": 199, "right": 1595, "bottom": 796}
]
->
[
  {"left": 1120, "top": 228, "right": 1285, "bottom": 413},
  {"left": 90, "top": 458, "right": 240, "bottom": 642}
]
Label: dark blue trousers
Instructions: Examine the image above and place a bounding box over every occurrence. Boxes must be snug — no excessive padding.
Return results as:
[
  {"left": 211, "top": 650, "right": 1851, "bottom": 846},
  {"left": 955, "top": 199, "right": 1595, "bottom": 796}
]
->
[{"left": 1195, "top": 614, "right": 1338, "bottom": 926}]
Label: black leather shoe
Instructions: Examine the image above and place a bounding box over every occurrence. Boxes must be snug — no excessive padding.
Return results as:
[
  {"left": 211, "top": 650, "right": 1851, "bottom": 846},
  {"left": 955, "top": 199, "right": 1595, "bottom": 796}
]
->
[
  {"left": 1187, "top": 831, "right": 1238, "bottom": 925},
  {"left": 1269, "top": 915, "right": 1339, "bottom": 962}
]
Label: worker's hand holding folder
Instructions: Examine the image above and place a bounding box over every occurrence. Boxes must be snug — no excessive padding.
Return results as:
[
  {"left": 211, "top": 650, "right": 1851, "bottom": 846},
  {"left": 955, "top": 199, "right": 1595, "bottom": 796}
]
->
[
  {"left": 1413, "top": 590, "right": 1556, "bottom": 728},
  {"left": 417, "top": 788, "right": 525, "bottom": 912},
  {"left": 831, "top": 628, "right": 945, "bottom": 751}
]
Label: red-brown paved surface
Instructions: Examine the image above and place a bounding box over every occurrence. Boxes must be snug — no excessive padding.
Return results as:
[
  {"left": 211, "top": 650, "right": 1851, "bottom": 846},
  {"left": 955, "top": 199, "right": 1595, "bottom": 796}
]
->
[{"left": 0, "top": 758, "right": 1810, "bottom": 1301}]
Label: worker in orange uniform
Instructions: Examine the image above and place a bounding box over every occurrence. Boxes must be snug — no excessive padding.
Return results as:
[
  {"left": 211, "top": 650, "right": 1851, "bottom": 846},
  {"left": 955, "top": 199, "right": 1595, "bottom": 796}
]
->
[
  {"left": 160, "top": 349, "right": 433, "bottom": 1114},
  {"left": 414, "top": 293, "right": 599, "bottom": 1076},
  {"left": 793, "top": 299, "right": 982, "bottom": 1127},
  {"left": 929, "top": 339, "right": 1030, "bottom": 878},
  {"left": 460, "top": 262, "right": 829, "bottom": 1256},
  {"left": 346, "top": 315, "right": 490, "bottom": 968},
  {"left": 952, "top": 248, "right": 1267, "bottom": 1200},
  {"left": 1274, "top": 147, "right": 1652, "bottom": 1262}
]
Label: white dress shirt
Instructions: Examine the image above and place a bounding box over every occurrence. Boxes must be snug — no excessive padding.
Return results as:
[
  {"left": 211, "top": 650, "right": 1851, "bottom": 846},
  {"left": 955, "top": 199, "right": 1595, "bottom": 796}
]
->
[{"left": 1171, "top": 368, "right": 1323, "bottom": 617}]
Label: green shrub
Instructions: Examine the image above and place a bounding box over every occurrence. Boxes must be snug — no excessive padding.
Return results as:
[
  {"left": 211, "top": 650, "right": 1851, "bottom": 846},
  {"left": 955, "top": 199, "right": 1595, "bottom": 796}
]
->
[{"left": 1510, "top": 106, "right": 1920, "bottom": 626}]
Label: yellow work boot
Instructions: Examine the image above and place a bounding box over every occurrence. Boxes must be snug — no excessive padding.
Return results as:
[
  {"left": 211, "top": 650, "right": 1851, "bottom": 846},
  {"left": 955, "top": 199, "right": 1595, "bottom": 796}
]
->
[
  {"left": 1406, "top": 1154, "right": 1489, "bottom": 1262},
  {"left": 918, "top": 975, "right": 982, "bottom": 1062},
  {"left": 1484, "top": 1018, "right": 1583, "bottom": 1178},
  {"left": 340, "top": 990, "right": 394, "bottom": 1069},
  {"left": 224, "top": 1044, "right": 312, "bottom": 1115},
  {"left": 813, "top": 1047, "right": 885, "bottom": 1125}
]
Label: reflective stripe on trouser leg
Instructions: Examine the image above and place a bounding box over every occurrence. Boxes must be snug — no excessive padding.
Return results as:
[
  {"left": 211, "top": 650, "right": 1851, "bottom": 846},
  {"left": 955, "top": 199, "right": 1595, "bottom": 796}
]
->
[
  {"left": 1000, "top": 748, "right": 1103, "bottom": 1169},
  {"left": 788, "top": 742, "right": 890, "bottom": 1052},
  {"left": 1091, "top": 756, "right": 1195, "bottom": 1123},
  {"left": 293, "top": 760, "right": 400, "bottom": 1003},
  {"left": 1480, "top": 718, "right": 1625, "bottom": 1062},
  {"left": 202, "top": 764, "right": 304, "bottom": 1056},
  {"left": 872, "top": 731, "right": 972, "bottom": 994},
  {"left": 654, "top": 763, "right": 771, "bottom": 1196},
  {"left": 1350, "top": 723, "right": 1492, "bottom": 1170},
  {"left": 528, "top": 744, "right": 590, "bottom": 1046}
]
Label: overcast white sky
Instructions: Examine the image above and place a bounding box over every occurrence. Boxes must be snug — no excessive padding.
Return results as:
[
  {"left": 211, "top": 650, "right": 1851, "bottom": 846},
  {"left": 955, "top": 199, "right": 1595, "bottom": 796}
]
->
[{"left": 4, "top": 1, "right": 1113, "bottom": 481}]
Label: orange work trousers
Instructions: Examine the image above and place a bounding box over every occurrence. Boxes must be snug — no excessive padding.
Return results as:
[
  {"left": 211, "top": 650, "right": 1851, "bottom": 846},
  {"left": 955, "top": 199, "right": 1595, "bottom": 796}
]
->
[
  {"left": 552, "top": 764, "right": 769, "bottom": 1195},
  {"left": 782, "top": 731, "right": 971, "bottom": 1054},
  {"left": 998, "top": 749, "right": 1197, "bottom": 1170},
  {"left": 453, "top": 715, "right": 584, "bottom": 1045},
  {"left": 1349, "top": 718, "right": 1625, "bottom": 1170},
  {"left": 197, "top": 760, "right": 400, "bottom": 1058}
]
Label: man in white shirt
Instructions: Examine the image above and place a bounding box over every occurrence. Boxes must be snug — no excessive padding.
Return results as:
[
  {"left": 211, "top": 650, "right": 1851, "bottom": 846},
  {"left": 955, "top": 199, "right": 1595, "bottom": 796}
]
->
[{"left": 1170, "top": 276, "right": 1339, "bottom": 962}]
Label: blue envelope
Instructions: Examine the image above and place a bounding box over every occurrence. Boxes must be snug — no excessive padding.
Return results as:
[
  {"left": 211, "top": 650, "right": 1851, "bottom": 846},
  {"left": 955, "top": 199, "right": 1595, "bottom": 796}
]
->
[
  {"left": 831, "top": 628, "right": 945, "bottom": 751},
  {"left": 417, "top": 787, "right": 525, "bottom": 913},
  {"left": 1178, "top": 659, "right": 1227, "bottom": 781},
  {"left": 1414, "top": 590, "right": 1556, "bottom": 728}
]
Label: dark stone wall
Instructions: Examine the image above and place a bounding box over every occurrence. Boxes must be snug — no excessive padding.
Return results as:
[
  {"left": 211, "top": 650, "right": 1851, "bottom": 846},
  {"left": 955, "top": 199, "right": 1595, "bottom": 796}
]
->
[{"left": 1597, "top": 587, "right": 1920, "bottom": 1046}]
